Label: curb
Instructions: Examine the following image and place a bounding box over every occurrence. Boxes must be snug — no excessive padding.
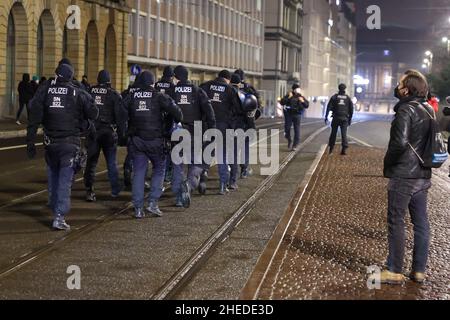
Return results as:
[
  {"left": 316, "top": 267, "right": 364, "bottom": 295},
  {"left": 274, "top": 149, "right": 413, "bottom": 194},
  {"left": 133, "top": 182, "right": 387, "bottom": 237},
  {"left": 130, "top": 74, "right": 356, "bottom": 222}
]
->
[{"left": 0, "top": 128, "right": 42, "bottom": 139}]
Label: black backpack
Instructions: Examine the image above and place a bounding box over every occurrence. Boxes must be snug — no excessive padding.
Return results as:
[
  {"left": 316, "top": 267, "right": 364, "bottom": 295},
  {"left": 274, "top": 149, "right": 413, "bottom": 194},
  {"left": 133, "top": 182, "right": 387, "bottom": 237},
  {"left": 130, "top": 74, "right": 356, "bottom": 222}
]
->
[{"left": 409, "top": 102, "right": 448, "bottom": 169}]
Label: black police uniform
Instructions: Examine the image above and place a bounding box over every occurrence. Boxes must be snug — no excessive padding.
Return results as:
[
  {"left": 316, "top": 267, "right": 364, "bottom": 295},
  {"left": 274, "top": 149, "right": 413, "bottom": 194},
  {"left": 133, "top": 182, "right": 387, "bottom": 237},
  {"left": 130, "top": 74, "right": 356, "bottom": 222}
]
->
[
  {"left": 171, "top": 79, "right": 215, "bottom": 204},
  {"left": 27, "top": 66, "right": 98, "bottom": 230},
  {"left": 121, "top": 75, "right": 183, "bottom": 217},
  {"left": 325, "top": 91, "right": 354, "bottom": 154},
  {"left": 84, "top": 80, "right": 123, "bottom": 200},
  {"left": 200, "top": 77, "right": 241, "bottom": 191}
]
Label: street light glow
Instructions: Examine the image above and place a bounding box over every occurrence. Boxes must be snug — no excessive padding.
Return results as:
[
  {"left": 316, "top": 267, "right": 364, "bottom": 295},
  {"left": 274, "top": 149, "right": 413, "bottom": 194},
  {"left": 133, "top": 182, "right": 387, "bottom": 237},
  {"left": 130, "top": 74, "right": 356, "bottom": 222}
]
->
[
  {"left": 425, "top": 51, "right": 432, "bottom": 56},
  {"left": 424, "top": 58, "right": 429, "bottom": 64},
  {"left": 442, "top": 37, "right": 448, "bottom": 43}
]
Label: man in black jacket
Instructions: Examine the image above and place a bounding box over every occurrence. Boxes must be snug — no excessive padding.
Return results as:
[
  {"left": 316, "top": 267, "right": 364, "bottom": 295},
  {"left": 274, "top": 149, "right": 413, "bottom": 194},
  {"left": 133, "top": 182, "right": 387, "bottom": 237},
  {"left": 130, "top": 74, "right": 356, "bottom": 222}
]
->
[
  {"left": 27, "top": 64, "right": 99, "bottom": 230},
  {"left": 170, "top": 65, "right": 216, "bottom": 207},
  {"left": 16, "top": 73, "right": 34, "bottom": 125},
  {"left": 84, "top": 70, "right": 124, "bottom": 202},
  {"left": 325, "top": 83, "right": 353, "bottom": 155},
  {"left": 200, "top": 70, "right": 242, "bottom": 195},
  {"left": 280, "top": 84, "right": 309, "bottom": 151},
  {"left": 381, "top": 70, "right": 432, "bottom": 285}
]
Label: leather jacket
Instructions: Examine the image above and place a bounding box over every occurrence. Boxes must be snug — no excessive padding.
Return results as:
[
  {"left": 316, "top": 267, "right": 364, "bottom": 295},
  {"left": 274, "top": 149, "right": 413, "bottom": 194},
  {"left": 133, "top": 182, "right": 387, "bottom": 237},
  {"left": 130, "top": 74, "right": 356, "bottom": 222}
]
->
[{"left": 384, "top": 97, "right": 432, "bottom": 179}]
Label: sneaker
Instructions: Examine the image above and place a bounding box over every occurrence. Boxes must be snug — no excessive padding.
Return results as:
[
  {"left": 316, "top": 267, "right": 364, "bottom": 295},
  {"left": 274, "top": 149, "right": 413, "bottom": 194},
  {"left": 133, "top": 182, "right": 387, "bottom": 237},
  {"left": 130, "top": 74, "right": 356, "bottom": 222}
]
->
[
  {"left": 240, "top": 167, "right": 253, "bottom": 179},
  {"left": 86, "top": 190, "right": 96, "bottom": 202},
  {"left": 146, "top": 202, "right": 163, "bottom": 217},
  {"left": 219, "top": 183, "right": 229, "bottom": 195},
  {"left": 292, "top": 145, "right": 299, "bottom": 152},
  {"left": 52, "top": 217, "right": 71, "bottom": 231},
  {"left": 134, "top": 208, "right": 145, "bottom": 219},
  {"left": 16, "top": 120, "right": 22, "bottom": 125},
  {"left": 180, "top": 181, "right": 191, "bottom": 208},
  {"left": 380, "top": 270, "right": 406, "bottom": 285},
  {"left": 175, "top": 195, "right": 184, "bottom": 208},
  {"left": 228, "top": 183, "right": 239, "bottom": 191},
  {"left": 409, "top": 272, "right": 426, "bottom": 284}
]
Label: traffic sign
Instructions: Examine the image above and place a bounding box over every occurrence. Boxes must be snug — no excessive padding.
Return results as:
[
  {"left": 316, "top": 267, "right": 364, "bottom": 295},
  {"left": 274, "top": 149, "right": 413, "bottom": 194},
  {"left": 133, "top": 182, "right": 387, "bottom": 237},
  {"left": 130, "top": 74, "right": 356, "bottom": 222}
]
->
[{"left": 131, "top": 64, "right": 142, "bottom": 76}]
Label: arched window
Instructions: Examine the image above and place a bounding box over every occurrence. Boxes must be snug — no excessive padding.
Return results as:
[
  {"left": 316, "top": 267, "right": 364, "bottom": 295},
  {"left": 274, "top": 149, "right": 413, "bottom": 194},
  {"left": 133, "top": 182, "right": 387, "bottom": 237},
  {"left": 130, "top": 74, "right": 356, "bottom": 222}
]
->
[{"left": 37, "top": 19, "right": 44, "bottom": 77}]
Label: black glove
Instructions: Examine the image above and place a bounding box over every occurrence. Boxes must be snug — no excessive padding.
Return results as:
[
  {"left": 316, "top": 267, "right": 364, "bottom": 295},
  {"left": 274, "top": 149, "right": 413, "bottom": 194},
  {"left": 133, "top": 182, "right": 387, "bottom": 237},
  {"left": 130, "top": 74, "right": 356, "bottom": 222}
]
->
[{"left": 27, "top": 142, "right": 36, "bottom": 159}]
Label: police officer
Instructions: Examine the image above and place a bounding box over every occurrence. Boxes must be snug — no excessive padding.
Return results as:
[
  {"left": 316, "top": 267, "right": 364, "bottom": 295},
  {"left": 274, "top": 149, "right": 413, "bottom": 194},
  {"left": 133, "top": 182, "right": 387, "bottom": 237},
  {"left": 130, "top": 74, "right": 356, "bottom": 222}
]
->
[
  {"left": 84, "top": 70, "right": 124, "bottom": 202},
  {"left": 171, "top": 65, "right": 216, "bottom": 207},
  {"left": 325, "top": 83, "right": 354, "bottom": 155},
  {"left": 121, "top": 73, "right": 143, "bottom": 188},
  {"left": 26, "top": 64, "right": 98, "bottom": 230},
  {"left": 280, "top": 84, "right": 309, "bottom": 151},
  {"left": 121, "top": 71, "right": 183, "bottom": 219},
  {"left": 229, "top": 74, "right": 258, "bottom": 190},
  {"left": 155, "top": 66, "right": 175, "bottom": 94},
  {"left": 234, "top": 69, "right": 261, "bottom": 178},
  {"left": 155, "top": 66, "right": 176, "bottom": 183},
  {"left": 201, "top": 70, "right": 242, "bottom": 195}
]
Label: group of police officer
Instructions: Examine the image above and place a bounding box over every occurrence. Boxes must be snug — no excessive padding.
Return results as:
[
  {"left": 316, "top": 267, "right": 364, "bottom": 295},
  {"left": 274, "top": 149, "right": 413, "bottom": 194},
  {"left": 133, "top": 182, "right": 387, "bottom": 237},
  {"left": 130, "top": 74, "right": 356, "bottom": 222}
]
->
[{"left": 26, "top": 59, "right": 260, "bottom": 230}]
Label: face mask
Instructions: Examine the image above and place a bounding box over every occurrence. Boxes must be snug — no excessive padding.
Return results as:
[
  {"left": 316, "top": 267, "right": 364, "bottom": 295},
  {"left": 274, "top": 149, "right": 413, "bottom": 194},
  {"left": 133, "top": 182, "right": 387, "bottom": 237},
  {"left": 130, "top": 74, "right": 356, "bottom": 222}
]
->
[
  {"left": 294, "top": 88, "right": 301, "bottom": 95},
  {"left": 394, "top": 86, "right": 402, "bottom": 99}
]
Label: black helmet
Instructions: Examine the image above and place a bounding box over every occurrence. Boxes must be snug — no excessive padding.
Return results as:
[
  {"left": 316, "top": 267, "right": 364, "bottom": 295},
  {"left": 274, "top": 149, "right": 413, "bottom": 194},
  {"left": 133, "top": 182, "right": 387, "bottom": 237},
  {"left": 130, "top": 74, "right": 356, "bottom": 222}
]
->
[
  {"left": 338, "top": 83, "right": 347, "bottom": 92},
  {"left": 243, "top": 94, "right": 258, "bottom": 111}
]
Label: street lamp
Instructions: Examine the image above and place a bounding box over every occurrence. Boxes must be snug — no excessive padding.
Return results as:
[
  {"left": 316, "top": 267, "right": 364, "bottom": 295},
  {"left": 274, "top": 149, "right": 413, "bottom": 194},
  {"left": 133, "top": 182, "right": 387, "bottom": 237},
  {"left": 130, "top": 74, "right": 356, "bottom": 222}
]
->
[
  {"left": 442, "top": 37, "right": 450, "bottom": 55},
  {"left": 423, "top": 50, "right": 433, "bottom": 73}
]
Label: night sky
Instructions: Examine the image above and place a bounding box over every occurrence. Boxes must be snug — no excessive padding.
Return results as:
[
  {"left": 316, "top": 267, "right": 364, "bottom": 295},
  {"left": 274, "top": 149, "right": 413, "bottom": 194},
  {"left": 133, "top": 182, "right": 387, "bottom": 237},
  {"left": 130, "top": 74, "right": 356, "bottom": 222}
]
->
[{"left": 354, "top": 0, "right": 450, "bottom": 68}]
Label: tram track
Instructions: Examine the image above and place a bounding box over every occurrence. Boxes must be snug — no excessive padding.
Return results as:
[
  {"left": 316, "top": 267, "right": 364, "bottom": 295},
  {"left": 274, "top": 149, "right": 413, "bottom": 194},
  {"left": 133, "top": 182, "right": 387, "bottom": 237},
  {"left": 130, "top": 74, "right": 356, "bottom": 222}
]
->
[{"left": 0, "top": 120, "right": 327, "bottom": 294}]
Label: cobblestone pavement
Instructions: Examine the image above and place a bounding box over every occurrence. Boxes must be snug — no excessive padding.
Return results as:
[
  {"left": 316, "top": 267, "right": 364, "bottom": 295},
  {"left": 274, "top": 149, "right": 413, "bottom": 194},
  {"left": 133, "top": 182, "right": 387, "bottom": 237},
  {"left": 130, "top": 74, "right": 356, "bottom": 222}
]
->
[{"left": 255, "top": 146, "right": 450, "bottom": 300}]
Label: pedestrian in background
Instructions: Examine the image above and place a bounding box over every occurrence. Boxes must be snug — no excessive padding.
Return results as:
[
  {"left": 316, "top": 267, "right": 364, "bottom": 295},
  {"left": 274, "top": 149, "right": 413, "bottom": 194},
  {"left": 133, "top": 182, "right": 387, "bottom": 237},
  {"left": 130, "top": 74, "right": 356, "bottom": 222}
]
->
[
  {"left": 16, "top": 73, "right": 34, "bottom": 125},
  {"left": 382, "top": 70, "right": 432, "bottom": 284}
]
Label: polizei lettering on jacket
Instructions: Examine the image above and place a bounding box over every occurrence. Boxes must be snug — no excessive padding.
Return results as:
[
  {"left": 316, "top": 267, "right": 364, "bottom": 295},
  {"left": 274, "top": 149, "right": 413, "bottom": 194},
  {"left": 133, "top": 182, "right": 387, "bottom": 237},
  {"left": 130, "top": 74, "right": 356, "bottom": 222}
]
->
[
  {"left": 210, "top": 85, "right": 226, "bottom": 92},
  {"left": 134, "top": 91, "right": 153, "bottom": 99},
  {"left": 157, "top": 82, "right": 171, "bottom": 88},
  {"left": 91, "top": 88, "right": 108, "bottom": 94},
  {"left": 48, "top": 87, "right": 68, "bottom": 95},
  {"left": 175, "top": 86, "right": 193, "bottom": 93}
]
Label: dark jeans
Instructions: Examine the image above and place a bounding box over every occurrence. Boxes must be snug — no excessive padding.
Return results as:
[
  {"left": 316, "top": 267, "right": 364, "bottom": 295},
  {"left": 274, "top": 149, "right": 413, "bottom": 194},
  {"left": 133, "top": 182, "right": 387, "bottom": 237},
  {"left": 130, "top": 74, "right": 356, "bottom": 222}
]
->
[
  {"left": 386, "top": 178, "right": 432, "bottom": 273},
  {"left": 284, "top": 112, "right": 301, "bottom": 147},
  {"left": 45, "top": 143, "right": 78, "bottom": 218},
  {"left": 329, "top": 118, "right": 349, "bottom": 149},
  {"left": 128, "top": 136, "right": 166, "bottom": 208},
  {"left": 84, "top": 129, "right": 120, "bottom": 195},
  {"left": 240, "top": 135, "right": 251, "bottom": 172},
  {"left": 16, "top": 101, "right": 29, "bottom": 121}
]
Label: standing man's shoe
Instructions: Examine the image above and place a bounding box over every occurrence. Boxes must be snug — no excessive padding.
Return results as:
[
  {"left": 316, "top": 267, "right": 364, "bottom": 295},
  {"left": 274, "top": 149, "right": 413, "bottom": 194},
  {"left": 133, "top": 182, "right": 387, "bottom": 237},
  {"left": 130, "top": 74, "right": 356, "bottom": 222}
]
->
[
  {"left": 219, "top": 183, "right": 229, "bottom": 195},
  {"left": 146, "top": 201, "right": 163, "bottom": 217},
  {"left": 52, "top": 216, "right": 71, "bottom": 231},
  {"left": 329, "top": 146, "right": 334, "bottom": 154},
  {"left": 380, "top": 270, "right": 406, "bottom": 285},
  {"left": 341, "top": 148, "right": 348, "bottom": 156},
  {"left": 409, "top": 272, "right": 426, "bottom": 284},
  {"left": 134, "top": 208, "right": 145, "bottom": 219}
]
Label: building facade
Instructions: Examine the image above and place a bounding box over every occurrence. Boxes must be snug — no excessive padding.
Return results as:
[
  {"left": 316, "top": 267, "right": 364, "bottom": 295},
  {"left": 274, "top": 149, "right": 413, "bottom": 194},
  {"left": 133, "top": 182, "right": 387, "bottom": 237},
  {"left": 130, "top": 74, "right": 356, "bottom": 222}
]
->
[
  {"left": 301, "top": 0, "right": 356, "bottom": 118},
  {"left": 261, "top": 0, "right": 304, "bottom": 117},
  {"left": 126, "top": 0, "right": 264, "bottom": 87},
  {"left": 0, "top": 0, "right": 129, "bottom": 119}
]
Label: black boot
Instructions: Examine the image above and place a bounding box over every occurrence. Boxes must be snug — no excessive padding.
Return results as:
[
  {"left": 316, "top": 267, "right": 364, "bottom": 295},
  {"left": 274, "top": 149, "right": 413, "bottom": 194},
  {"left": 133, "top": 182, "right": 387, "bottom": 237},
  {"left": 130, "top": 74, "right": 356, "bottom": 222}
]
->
[
  {"left": 341, "top": 147, "right": 348, "bottom": 156},
  {"left": 329, "top": 146, "right": 334, "bottom": 154},
  {"left": 198, "top": 171, "right": 208, "bottom": 195}
]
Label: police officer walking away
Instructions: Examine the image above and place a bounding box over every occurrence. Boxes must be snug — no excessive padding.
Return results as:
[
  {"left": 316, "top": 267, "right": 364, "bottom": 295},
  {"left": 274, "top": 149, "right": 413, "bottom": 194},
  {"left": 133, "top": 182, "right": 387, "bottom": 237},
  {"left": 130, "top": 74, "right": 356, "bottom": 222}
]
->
[
  {"left": 26, "top": 64, "right": 98, "bottom": 230},
  {"left": 201, "top": 70, "right": 241, "bottom": 195},
  {"left": 325, "top": 83, "right": 354, "bottom": 155},
  {"left": 171, "top": 65, "right": 216, "bottom": 207},
  {"left": 155, "top": 66, "right": 175, "bottom": 94},
  {"left": 121, "top": 71, "right": 183, "bottom": 219},
  {"left": 84, "top": 70, "right": 124, "bottom": 202},
  {"left": 280, "top": 84, "right": 309, "bottom": 151},
  {"left": 234, "top": 69, "right": 261, "bottom": 178}
]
